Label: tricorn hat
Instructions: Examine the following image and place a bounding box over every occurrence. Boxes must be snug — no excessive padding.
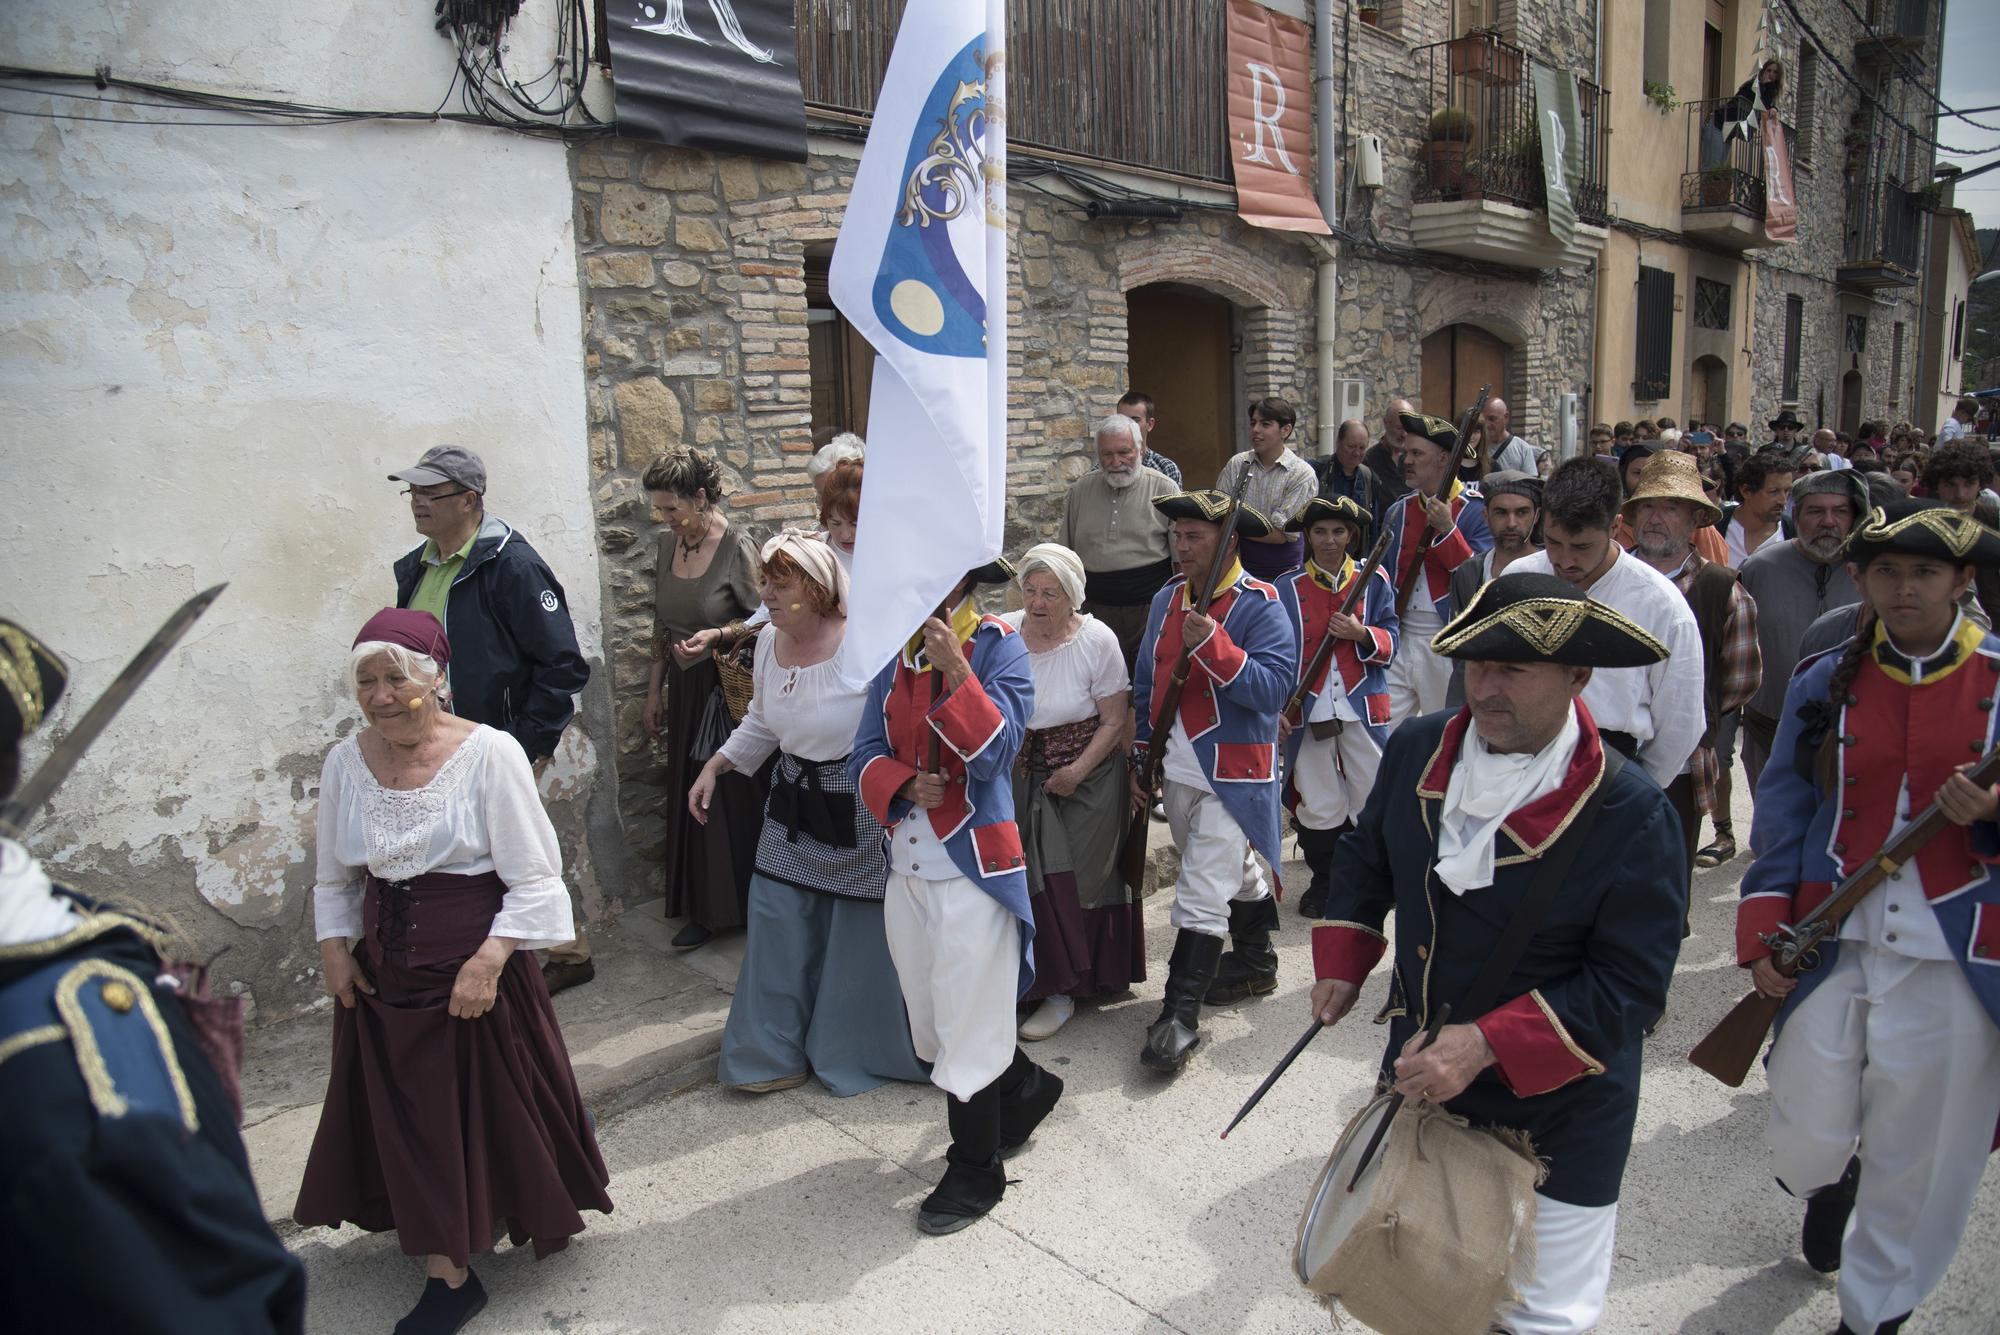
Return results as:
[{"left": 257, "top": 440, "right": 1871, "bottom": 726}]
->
[
  {"left": 0, "top": 618, "right": 67, "bottom": 752},
  {"left": 1844, "top": 499, "right": 2000, "bottom": 569},
  {"left": 965, "top": 556, "right": 1018, "bottom": 587},
  {"left": 1431, "top": 572, "right": 1669, "bottom": 667},
  {"left": 1621, "top": 450, "right": 1721, "bottom": 525},
  {"left": 1768, "top": 409, "right": 1806, "bottom": 431},
  {"left": 1398, "top": 410, "right": 1460, "bottom": 454},
  {"left": 1153, "top": 490, "right": 1276, "bottom": 538},
  {"left": 1286, "top": 494, "right": 1370, "bottom": 536}
]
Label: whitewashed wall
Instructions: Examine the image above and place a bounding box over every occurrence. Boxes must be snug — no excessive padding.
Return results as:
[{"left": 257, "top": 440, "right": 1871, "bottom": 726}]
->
[{"left": 0, "top": 0, "right": 620, "bottom": 1017}]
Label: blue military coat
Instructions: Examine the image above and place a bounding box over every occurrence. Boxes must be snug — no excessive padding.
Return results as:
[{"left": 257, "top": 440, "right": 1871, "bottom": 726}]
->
[
  {"left": 1382, "top": 482, "right": 1493, "bottom": 620},
  {"left": 1133, "top": 561, "right": 1298, "bottom": 869},
  {"left": 1276, "top": 556, "right": 1400, "bottom": 764},
  {"left": 1314, "top": 705, "right": 1686, "bottom": 1205},
  {"left": 852, "top": 614, "right": 1037, "bottom": 996},
  {"left": 1739, "top": 615, "right": 2000, "bottom": 1039}
]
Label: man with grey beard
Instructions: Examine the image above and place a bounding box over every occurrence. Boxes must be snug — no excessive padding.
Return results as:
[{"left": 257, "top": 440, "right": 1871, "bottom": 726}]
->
[
  {"left": 1363, "top": 397, "right": 1414, "bottom": 503},
  {"left": 1736, "top": 471, "right": 1867, "bottom": 799},
  {"left": 1625, "top": 451, "right": 1762, "bottom": 887},
  {"left": 1061, "top": 413, "right": 1178, "bottom": 671}
]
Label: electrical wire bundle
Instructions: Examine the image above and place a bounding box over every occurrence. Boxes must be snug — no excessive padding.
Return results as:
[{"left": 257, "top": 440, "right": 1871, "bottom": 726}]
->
[{"left": 434, "top": 0, "right": 602, "bottom": 133}]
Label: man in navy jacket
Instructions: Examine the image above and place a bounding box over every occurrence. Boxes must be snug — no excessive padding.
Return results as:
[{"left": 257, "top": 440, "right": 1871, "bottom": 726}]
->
[{"left": 389, "top": 445, "right": 593, "bottom": 988}]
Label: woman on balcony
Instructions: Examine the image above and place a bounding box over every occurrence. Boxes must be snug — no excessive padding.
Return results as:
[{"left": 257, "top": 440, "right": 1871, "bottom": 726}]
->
[{"left": 1703, "top": 59, "right": 1783, "bottom": 170}]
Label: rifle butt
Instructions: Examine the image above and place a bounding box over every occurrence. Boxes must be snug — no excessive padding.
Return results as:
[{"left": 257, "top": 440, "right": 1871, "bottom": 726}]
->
[{"left": 1687, "top": 989, "right": 1786, "bottom": 1087}]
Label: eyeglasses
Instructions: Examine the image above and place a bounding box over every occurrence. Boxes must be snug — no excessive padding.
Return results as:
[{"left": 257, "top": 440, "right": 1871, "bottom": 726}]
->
[{"left": 403, "top": 487, "right": 471, "bottom": 502}]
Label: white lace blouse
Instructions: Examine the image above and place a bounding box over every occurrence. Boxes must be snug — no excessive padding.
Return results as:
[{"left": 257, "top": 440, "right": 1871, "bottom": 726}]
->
[
  {"left": 311, "top": 726, "right": 574, "bottom": 949},
  {"left": 717, "top": 630, "right": 866, "bottom": 769}
]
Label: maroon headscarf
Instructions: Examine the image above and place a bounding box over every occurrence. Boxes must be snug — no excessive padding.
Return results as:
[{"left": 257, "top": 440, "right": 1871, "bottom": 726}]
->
[{"left": 352, "top": 608, "right": 451, "bottom": 671}]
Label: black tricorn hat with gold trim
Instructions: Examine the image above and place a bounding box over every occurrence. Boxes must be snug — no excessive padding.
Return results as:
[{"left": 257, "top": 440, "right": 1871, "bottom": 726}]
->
[
  {"left": 1432, "top": 573, "right": 1669, "bottom": 667},
  {"left": 1, "top": 618, "right": 68, "bottom": 752},
  {"left": 966, "top": 556, "right": 1018, "bottom": 587},
  {"left": 1398, "top": 410, "right": 1460, "bottom": 454},
  {"left": 1844, "top": 499, "right": 2000, "bottom": 569},
  {"left": 1285, "top": 494, "right": 1370, "bottom": 536},
  {"left": 1153, "top": 490, "right": 1276, "bottom": 538}
]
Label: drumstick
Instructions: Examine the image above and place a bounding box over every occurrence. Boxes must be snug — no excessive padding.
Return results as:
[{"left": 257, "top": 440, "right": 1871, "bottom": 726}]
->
[
  {"left": 1219, "top": 1019, "right": 1325, "bottom": 1140},
  {"left": 1345, "top": 1003, "right": 1453, "bottom": 1192}
]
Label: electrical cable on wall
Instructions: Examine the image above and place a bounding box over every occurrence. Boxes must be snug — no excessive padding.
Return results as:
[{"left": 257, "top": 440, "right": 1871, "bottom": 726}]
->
[{"left": 1776, "top": 0, "right": 1997, "bottom": 157}]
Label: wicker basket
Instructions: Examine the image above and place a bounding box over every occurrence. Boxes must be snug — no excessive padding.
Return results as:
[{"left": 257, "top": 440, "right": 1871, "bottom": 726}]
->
[{"left": 715, "top": 630, "right": 759, "bottom": 723}]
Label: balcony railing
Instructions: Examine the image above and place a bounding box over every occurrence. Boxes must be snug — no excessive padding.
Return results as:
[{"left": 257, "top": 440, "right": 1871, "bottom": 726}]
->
[
  {"left": 794, "top": 0, "right": 1230, "bottom": 183},
  {"left": 1412, "top": 32, "right": 1608, "bottom": 227},
  {"left": 1680, "top": 97, "right": 1767, "bottom": 218},
  {"left": 1842, "top": 173, "right": 1923, "bottom": 284},
  {"left": 1858, "top": 0, "right": 1930, "bottom": 50}
]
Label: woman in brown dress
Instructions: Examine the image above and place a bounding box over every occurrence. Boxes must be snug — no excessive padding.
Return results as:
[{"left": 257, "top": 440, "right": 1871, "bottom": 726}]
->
[
  {"left": 296, "top": 608, "right": 611, "bottom": 1335},
  {"left": 641, "top": 448, "right": 765, "bottom": 950}
]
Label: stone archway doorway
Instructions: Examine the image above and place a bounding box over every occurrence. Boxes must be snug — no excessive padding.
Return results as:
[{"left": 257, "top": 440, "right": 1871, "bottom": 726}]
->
[
  {"left": 1420, "top": 323, "right": 1512, "bottom": 423},
  {"left": 1126, "top": 283, "right": 1242, "bottom": 488}
]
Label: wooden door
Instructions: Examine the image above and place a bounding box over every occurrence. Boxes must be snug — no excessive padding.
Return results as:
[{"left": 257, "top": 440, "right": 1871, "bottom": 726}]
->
[
  {"left": 1127, "top": 284, "right": 1236, "bottom": 488},
  {"left": 1420, "top": 324, "right": 1510, "bottom": 422}
]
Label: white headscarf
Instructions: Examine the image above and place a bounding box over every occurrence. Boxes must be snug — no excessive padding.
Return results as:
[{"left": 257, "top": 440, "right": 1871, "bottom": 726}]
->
[
  {"left": 0, "top": 836, "right": 83, "bottom": 948},
  {"left": 761, "top": 530, "right": 849, "bottom": 617},
  {"left": 1434, "top": 704, "right": 1581, "bottom": 895},
  {"left": 1017, "top": 542, "right": 1086, "bottom": 610}
]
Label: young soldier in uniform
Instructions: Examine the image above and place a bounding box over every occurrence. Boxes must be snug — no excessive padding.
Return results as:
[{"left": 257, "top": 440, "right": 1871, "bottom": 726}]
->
[
  {"left": 1738, "top": 499, "right": 2000, "bottom": 1335},
  {"left": 1309, "top": 574, "right": 1686, "bottom": 1335},
  {"left": 0, "top": 619, "right": 307, "bottom": 1332},
  {"left": 1130, "top": 491, "right": 1298, "bottom": 1071},
  {"left": 851, "top": 562, "right": 1061, "bottom": 1236},
  {"left": 1275, "top": 496, "right": 1399, "bottom": 919},
  {"left": 1382, "top": 411, "right": 1493, "bottom": 723}
]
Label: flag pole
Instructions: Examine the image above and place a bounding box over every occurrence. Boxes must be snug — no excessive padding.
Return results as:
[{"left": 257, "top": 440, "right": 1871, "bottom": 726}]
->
[{"left": 984, "top": 0, "right": 1008, "bottom": 554}]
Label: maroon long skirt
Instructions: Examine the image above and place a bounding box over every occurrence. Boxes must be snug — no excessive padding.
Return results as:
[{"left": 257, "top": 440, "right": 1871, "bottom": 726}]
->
[
  {"left": 294, "top": 872, "right": 613, "bottom": 1266},
  {"left": 1015, "top": 735, "right": 1145, "bottom": 1002}
]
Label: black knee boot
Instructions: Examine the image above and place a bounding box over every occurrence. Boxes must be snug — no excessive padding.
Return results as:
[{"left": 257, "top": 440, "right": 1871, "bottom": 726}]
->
[
  {"left": 1294, "top": 822, "right": 1345, "bottom": 919},
  {"left": 1801, "top": 1156, "right": 1861, "bottom": 1273},
  {"left": 918, "top": 1083, "right": 1007, "bottom": 1235},
  {"left": 1141, "top": 929, "right": 1226, "bottom": 1072},
  {"left": 1207, "top": 897, "right": 1281, "bottom": 1004},
  {"left": 996, "top": 1046, "right": 1064, "bottom": 1159}
]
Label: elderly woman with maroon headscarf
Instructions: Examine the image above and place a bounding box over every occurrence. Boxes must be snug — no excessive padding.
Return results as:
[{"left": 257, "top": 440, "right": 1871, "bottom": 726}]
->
[
  {"left": 688, "top": 531, "right": 926, "bottom": 1095},
  {"left": 1003, "top": 542, "right": 1141, "bottom": 1041},
  {"left": 294, "top": 609, "right": 611, "bottom": 1335}
]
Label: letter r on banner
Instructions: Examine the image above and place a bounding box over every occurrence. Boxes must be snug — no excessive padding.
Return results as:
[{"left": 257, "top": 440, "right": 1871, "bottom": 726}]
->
[{"left": 1243, "top": 62, "right": 1299, "bottom": 174}]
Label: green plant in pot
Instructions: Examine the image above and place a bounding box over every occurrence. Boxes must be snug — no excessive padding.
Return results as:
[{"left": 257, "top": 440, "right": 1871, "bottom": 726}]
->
[
  {"left": 1424, "top": 107, "right": 1475, "bottom": 194},
  {"left": 1700, "top": 163, "right": 1737, "bottom": 207}
]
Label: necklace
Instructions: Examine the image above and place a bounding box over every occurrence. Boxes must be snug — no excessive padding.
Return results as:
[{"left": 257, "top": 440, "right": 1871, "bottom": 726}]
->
[{"left": 678, "top": 517, "right": 707, "bottom": 562}]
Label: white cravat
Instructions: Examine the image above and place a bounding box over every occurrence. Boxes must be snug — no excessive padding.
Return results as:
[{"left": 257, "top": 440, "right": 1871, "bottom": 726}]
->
[
  {"left": 0, "top": 836, "right": 84, "bottom": 947},
  {"left": 1435, "top": 706, "right": 1581, "bottom": 895}
]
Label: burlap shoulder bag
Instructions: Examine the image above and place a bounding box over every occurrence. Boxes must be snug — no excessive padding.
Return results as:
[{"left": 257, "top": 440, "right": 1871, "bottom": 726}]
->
[{"left": 1294, "top": 747, "right": 1626, "bottom": 1335}]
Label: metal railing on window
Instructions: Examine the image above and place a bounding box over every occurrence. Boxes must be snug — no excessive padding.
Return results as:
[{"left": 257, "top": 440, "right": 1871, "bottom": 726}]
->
[
  {"left": 1412, "top": 32, "right": 1608, "bottom": 226},
  {"left": 1679, "top": 96, "right": 1769, "bottom": 218},
  {"left": 794, "top": 0, "right": 1231, "bottom": 184}
]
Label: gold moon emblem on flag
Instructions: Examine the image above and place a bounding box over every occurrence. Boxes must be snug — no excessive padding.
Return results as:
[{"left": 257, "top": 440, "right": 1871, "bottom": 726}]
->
[{"left": 889, "top": 279, "right": 946, "bottom": 337}]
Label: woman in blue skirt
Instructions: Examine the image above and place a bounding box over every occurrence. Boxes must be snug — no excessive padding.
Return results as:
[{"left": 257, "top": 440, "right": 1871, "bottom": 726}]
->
[{"left": 688, "top": 531, "right": 927, "bottom": 1095}]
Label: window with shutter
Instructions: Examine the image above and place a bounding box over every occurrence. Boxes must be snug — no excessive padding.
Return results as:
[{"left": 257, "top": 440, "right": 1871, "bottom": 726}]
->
[
  {"left": 1634, "top": 266, "right": 1675, "bottom": 402},
  {"left": 1889, "top": 323, "right": 1904, "bottom": 410},
  {"left": 1782, "top": 296, "right": 1804, "bottom": 402},
  {"left": 1795, "top": 43, "right": 1817, "bottom": 172}
]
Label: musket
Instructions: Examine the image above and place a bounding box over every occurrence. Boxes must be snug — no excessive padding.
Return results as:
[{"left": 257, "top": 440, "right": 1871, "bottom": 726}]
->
[
  {"left": 1688, "top": 741, "right": 2000, "bottom": 1086},
  {"left": 1393, "top": 384, "right": 1491, "bottom": 617},
  {"left": 1116, "top": 467, "right": 1254, "bottom": 896},
  {"left": 0, "top": 585, "right": 227, "bottom": 835},
  {"left": 1280, "top": 520, "right": 1395, "bottom": 727}
]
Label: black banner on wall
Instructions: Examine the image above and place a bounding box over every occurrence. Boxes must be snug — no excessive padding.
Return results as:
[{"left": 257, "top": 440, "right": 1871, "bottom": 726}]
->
[{"left": 605, "top": 0, "right": 808, "bottom": 162}]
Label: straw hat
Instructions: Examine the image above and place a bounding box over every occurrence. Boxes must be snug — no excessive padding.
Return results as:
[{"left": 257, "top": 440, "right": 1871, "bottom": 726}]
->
[{"left": 1620, "top": 450, "right": 1720, "bottom": 525}]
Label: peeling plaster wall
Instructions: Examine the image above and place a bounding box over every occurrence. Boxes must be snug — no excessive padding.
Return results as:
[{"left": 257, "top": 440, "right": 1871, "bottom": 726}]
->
[{"left": 0, "top": 1, "right": 621, "bottom": 1020}]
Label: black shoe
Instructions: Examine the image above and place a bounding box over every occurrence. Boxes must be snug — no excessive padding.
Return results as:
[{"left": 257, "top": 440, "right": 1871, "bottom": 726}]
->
[
  {"left": 1831, "top": 1318, "right": 1908, "bottom": 1335},
  {"left": 1207, "top": 897, "right": 1280, "bottom": 1005},
  {"left": 998, "top": 1049, "right": 1063, "bottom": 1159},
  {"left": 541, "top": 958, "right": 595, "bottom": 996},
  {"left": 671, "top": 921, "right": 713, "bottom": 951},
  {"left": 394, "top": 1270, "right": 487, "bottom": 1335},
  {"left": 1803, "top": 1156, "right": 1861, "bottom": 1273},
  {"left": 1293, "top": 823, "right": 1343, "bottom": 920},
  {"left": 916, "top": 1146, "right": 1007, "bottom": 1234},
  {"left": 1141, "top": 930, "right": 1225, "bottom": 1072}
]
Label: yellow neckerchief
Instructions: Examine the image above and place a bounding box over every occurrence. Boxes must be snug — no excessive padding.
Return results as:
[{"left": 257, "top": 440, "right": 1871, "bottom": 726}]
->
[
  {"left": 1181, "top": 557, "right": 1246, "bottom": 610},
  {"left": 1305, "top": 554, "right": 1356, "bottom": 594},
  {"left": 1409, "top": 476, "right": 1464, "bottom": 509},
  {"left": 902, "top": 595, "right": 982, "bottom": 671},
  {"left": 1869, "top": 610, "right": 1983, "bottom": 686}
]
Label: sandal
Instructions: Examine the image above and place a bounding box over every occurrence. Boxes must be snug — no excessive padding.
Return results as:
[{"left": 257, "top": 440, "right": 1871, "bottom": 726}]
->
[{"left": 1694, "top": 835, "right": 1737, "bottom": 868}]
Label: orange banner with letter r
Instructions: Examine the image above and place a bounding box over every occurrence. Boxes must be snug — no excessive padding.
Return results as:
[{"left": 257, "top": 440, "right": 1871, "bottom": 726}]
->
[
  {"left": 1761, "top": 109, "right": 1798, "bottom": 243},
  {"left": 1225, "top": 0, "right": 1331, "bottom": 234}
]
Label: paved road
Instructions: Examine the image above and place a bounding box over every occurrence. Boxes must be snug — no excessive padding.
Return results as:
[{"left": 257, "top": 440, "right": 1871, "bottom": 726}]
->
[{"left": 289, "top": 803, "right": 2000, "bottom": 1333}]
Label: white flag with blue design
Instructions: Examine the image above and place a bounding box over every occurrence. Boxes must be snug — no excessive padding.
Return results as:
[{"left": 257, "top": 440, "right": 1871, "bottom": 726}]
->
[{"left": 830, "top": 0, "right": 1007, "bottom": 687}]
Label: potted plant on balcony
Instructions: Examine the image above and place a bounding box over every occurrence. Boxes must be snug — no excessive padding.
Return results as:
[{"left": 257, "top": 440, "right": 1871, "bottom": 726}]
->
[
  {"left": 1425, "top": 106, "right": 1474, "bottom": 194},
  {"left": 1358, "top": 3, "right": 1380, "bottom": 24},
  {"left": 1448, "top": 29, "right": 1523, "bottom": 86},
  {"left": 1700, "top": 164, "right": 1736, "bottom": 207}
]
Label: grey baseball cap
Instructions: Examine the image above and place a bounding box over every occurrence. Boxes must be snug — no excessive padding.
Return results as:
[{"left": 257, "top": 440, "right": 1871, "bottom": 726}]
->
[{"left": 389, "top": 445, "right": 487, "bottom": 494}]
